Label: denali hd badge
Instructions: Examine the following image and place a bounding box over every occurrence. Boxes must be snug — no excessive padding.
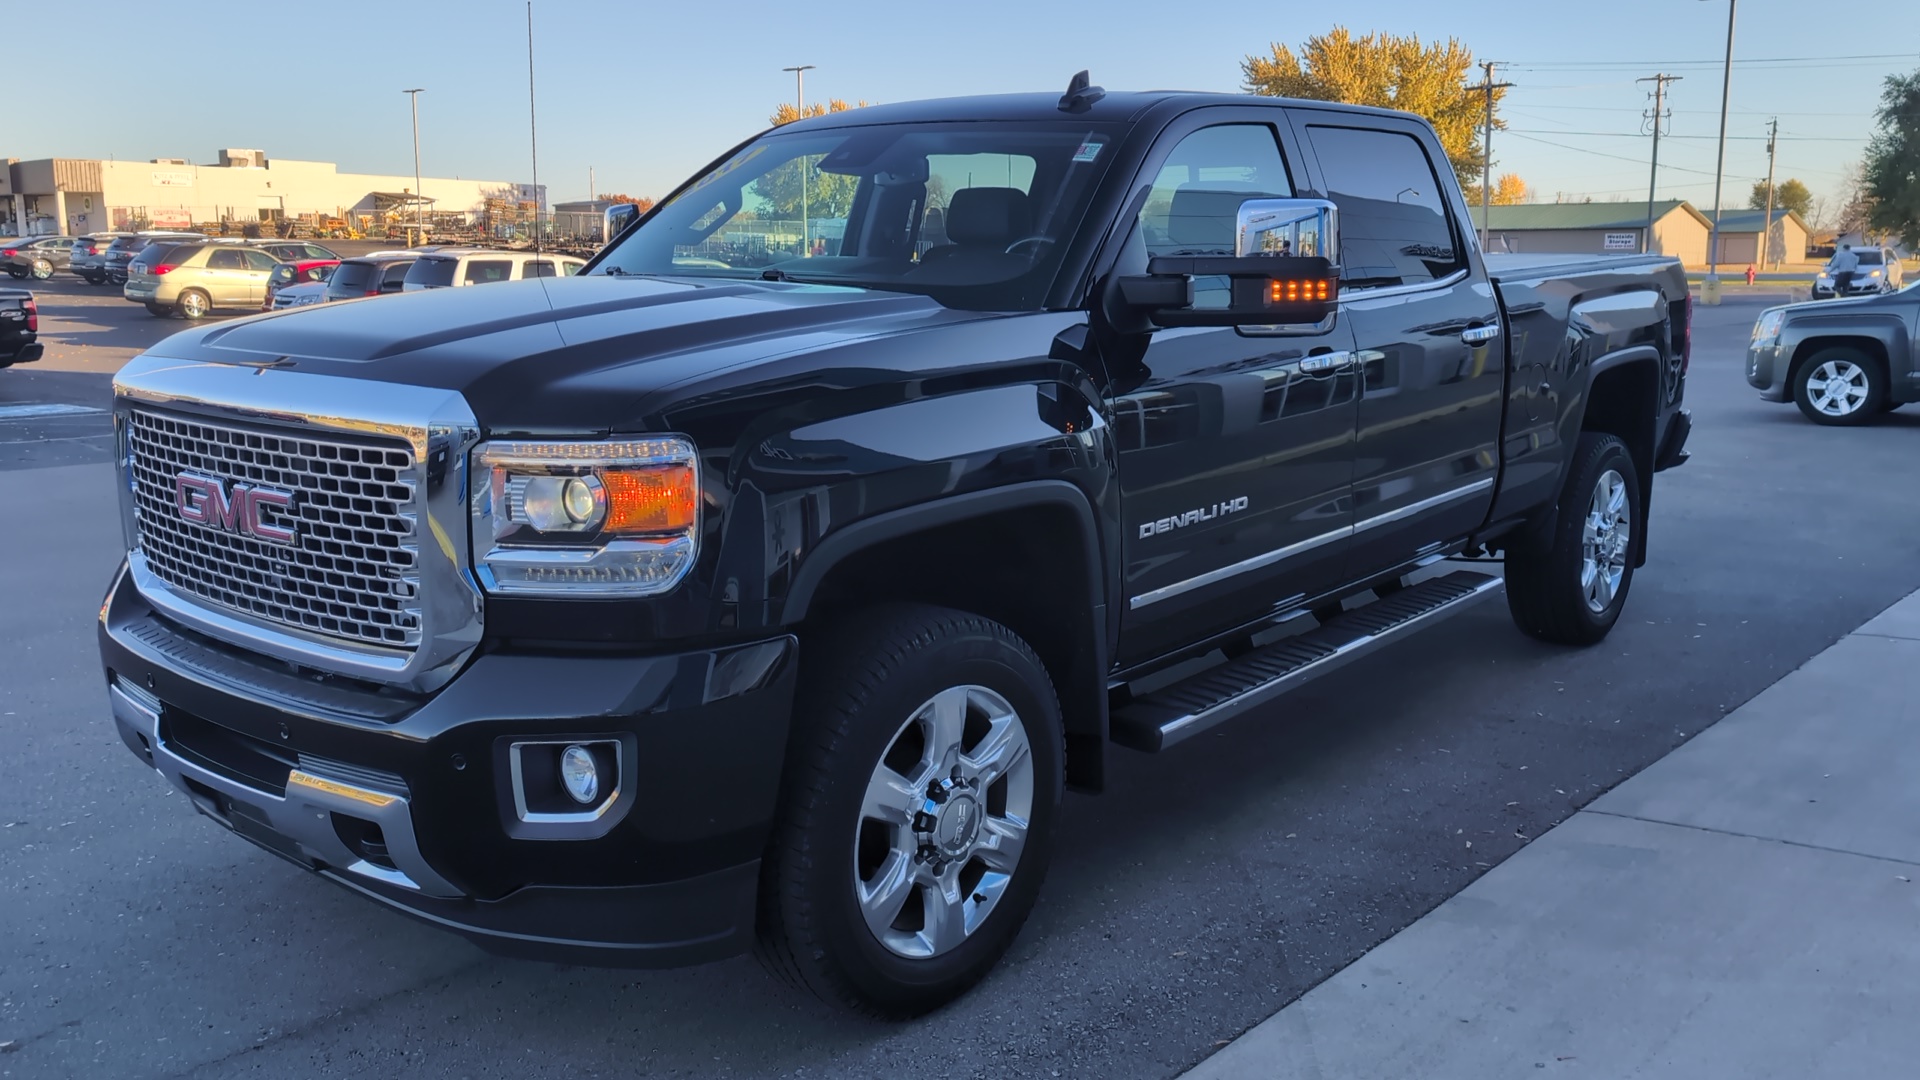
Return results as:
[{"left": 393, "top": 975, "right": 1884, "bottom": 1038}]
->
[
  {"left": 1139, "top": 496, "right": 1249, "bottom": 539},
  {"left": 175, "top": 472, "right": 298, "bottom": 545}
]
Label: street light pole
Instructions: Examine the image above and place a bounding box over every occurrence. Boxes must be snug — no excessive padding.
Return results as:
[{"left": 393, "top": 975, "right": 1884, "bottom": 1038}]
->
[
  {"left": 403, "top": 88, "right": 424, "bottom": 245},
  {"left": 1703, "top": 0, "right": 1737, "bottom": 300},
  {"left": 782, "top": 64, "right": 815, "bottom": 257}
]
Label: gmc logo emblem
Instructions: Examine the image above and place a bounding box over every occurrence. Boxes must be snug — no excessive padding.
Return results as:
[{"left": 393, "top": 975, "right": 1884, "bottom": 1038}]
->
[{"left": 174, "top": 472, "right": 298, "bottom": 545}]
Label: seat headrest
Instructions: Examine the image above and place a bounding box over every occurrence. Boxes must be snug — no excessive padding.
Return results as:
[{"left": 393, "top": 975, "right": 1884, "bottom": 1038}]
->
[
  {"left": 1165, "top": 186, "right": 1265, "bottom": 252},
  {"left": 945, "top": 188, "right": 1032, "bottom": 247}
]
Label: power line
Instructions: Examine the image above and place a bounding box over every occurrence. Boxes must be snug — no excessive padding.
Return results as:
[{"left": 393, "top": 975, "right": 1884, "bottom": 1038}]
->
[
  {"left": 1504, "top": 130, "right": 1765, "bottom": 181},
  {"left": 1506, "top": 128, "right": 1862, "bottom": 142},
  {"left": 1500, "top": 51, "right": 1917, "bottom": 69}
]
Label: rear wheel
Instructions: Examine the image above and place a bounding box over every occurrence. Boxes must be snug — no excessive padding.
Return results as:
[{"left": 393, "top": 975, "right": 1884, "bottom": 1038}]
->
[
  {"left": 1793, "top": 347, "right": 1885, "bottom": 426},
  {"left": 176, "top": 289, "right": 211, "bottom": 320},
  {"left": 4, "top": 267, "right": 23, "bottom": 279},
  {"left": 757, "top": 604, "right": 1062, "bottom": 1018},
  {"left": 84, "top": 272, "right": 104, "bottom": 285},
  {"left": 144, "top": 303, "right": 172, "bottom": 317},
  {"left": 1505, "top": 432, "right": 1641, "bottom": 645}
]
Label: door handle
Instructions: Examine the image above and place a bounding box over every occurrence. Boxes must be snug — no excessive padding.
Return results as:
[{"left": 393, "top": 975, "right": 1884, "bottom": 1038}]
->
[
  {"left": 1461, "top": 324, "right": 1501, "bottom": 345},
  {"left": 1298, "top": 351, "right": 1356, "bottom": 374}
]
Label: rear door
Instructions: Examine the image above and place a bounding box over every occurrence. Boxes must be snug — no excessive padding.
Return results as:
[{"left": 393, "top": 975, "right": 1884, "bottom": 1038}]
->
[
  {"left": 203, "top": 248, "right": 252, "bottom": 307},
  {"left": 1111, "top": 111, "right": 1361, "bottom": 664},
  {"left": 1287, "top": 112, "right": 1504, "bottom": 576},
  {"left": 240, "top": 249, "right": 281, "bottom": 304}
]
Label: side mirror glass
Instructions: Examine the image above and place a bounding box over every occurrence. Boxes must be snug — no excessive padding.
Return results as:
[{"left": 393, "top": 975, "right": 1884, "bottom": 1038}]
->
[
  {"left": 602, "top": 203, "right": 641, "bottom": 245},
  {"left": 1118, "top": 198, "right": 1342, "bottom": 331}
]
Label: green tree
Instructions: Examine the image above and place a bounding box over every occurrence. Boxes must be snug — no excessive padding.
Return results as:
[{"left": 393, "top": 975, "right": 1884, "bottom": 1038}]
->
[
  {"left": 1242, "top": 28, "right": 1498, "bottom": 184},
  {"left": 1747, "top": 178, "right": 1811, "bottom": 220},
  {"left": 1863, "top": 67, "right": 1920, "bottom": 246},
  {"left": 755, "top": 99, "right": 868, "bottom": 222}
]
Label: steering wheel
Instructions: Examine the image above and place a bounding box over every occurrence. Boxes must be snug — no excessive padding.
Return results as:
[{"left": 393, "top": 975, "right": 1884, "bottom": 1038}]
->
[{"left": 1004, "top": 236, "right": 1056, "bottom": 257}]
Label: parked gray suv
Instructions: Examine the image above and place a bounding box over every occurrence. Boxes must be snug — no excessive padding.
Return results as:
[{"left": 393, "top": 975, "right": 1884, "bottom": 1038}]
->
[{"left": 1748, "top": 279, "right": 1919, "bottom": 424}]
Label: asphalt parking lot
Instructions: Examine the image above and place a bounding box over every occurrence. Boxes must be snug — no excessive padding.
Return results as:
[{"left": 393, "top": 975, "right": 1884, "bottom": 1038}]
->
[{"left": 2, "top": 292, "right": 1917, "bottom": 1079}]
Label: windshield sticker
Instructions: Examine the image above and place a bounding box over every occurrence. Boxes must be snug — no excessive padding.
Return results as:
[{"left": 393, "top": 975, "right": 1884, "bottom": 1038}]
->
[{"left": 1072, "top": 142, "right": 1104, "bottom": 163}]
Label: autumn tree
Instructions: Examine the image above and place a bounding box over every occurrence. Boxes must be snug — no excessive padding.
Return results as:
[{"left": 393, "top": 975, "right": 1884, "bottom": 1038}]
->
[
  {"left": 1747, "top": 178, "right": 1811, "bottom": 220},
  {"left": 1242, "top": 28, "right": 1498, "bottom": 184},
  {"left": 602, "top": 193, "right": 655, "bottom": 213},
  {"left": 1465, "top": 173, "right": 1529, "bottom": 206},
  {"left": 1863, "top": 66, "right": 1920, "bottom": 246},
  {"left": 756, "top": 99, "right": 869, "bottom": 221}
]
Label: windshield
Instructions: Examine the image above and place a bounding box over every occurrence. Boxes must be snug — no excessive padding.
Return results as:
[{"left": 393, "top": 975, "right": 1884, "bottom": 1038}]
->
[
  {"left": 1855, "top": 250, "right": 1883, "bottom": 265},
  {"left": 591, "top": 120, "right": 1124, "bottom": 310}
]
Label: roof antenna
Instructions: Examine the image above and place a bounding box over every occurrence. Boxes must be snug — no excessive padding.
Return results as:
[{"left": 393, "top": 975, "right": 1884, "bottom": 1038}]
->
[{"left": 1058, "top": 70, "right": 1104, "bottom": 113}]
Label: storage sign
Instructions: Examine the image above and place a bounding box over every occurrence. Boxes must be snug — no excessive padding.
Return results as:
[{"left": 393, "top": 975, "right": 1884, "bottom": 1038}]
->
[
  {"left": 151, "top": 170, "right": 194, "bottom": 187},
  {"left": 1603, "top": 232, "right": 1637, "bottom": 251}
]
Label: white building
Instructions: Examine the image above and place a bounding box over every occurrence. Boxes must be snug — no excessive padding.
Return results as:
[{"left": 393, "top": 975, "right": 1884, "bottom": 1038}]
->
[{"left": 2, "top": 150, "right": 543, "bottom": 236}]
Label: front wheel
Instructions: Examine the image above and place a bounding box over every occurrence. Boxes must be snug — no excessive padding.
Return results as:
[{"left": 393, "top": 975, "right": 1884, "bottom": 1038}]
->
[
  {"left": 1794, "top": 347, "right": 1885, "bottom": 426},
  {"left": 29, "top": 258, "right": 54, "bottom": 280},
  {"left": 757, "top": 605, "right": 1062, "bottom": 1018},
  {"left": 1505, "top": 432, "right": 1641, "bottom": 645}
]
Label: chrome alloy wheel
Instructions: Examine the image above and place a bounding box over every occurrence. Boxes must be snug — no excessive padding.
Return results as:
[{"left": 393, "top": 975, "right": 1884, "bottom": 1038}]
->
[
  {"left": 1581, "top": 468, "right": 1631, "bottom": 614},
  {"left": 179, "top": 291, "right": 209, "bottom": 319},
  {"left": 1807, "top": 358, "right": 1870, "bottom": 418},
  {"left": 854, "top": 684, "right": 1034, "bottom": 960}
]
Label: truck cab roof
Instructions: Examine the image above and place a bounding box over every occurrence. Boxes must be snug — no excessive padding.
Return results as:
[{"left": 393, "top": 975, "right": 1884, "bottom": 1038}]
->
[{"left": 775, "top": 89, "right": 1427, "bottom": 133}]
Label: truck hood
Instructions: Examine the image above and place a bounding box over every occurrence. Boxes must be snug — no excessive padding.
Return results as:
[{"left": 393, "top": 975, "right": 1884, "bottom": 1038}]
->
[{"left": 142, "top": 275, "right": 993, "bottom": 433}]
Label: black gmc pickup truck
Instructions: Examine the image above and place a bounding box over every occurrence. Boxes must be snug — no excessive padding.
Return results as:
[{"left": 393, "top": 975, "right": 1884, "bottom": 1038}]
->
[{"left": 98, "top": 78, "right": 1691, "bottom": 1017}]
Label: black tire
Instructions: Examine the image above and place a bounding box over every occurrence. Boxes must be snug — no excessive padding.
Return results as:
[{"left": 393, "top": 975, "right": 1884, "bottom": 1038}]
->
[
  {"left": 1505, "top": 432, "right": 1641, "bottom": 646},
  {"left": 1878, "top": 400, "right": 1902, "bottom": 414},
  {"left": 4, "top": 267, "right": 23, "bottom": 279},
  {"left": 757, "top": 604, "right": 1063, "bottom": 1018},
  {"left": 176, "top": 289, "right": 212, "bottom": 320},
  {"left": 29, "top": 258, "right": 54, "bottom": 280},
  {"left": 144, "top": 303, "right": 172, "bottom": 317},
  {"left": 1793, "top": 346, "right": 1886, "bottom": 426},
  {"left": 84, "top": 272, "right": 104, "bottom": 285}
]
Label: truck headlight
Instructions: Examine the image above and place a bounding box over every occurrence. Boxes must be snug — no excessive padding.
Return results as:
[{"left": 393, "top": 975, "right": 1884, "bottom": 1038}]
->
[
  {"left": 1751, "top": 310, "right": 1784, "bottom": 343},
  {"left": 471, "top": 437, "right": 699, "bottom": 596}
]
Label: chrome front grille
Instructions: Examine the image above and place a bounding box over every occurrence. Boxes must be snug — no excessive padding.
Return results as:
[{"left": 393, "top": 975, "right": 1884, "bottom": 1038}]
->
[{"left": 127, "top": 407, "right": 422, "bottom": 650}]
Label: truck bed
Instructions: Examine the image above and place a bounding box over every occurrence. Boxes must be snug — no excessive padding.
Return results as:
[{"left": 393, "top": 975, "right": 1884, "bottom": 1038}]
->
[{"left": 1483, "top": 251, "right": 1681, "bottom": 284}]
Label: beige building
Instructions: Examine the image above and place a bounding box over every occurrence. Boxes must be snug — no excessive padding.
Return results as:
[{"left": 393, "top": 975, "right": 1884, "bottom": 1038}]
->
[
  {"left": 1468, "top": 200, "right": 1714, "bottom": 267},
  {"left": 3, "top": 150, "right": 541, "bottom": 236},
  {"left": 1704, "top": 208, "right": 1810, "bottom": 267}
]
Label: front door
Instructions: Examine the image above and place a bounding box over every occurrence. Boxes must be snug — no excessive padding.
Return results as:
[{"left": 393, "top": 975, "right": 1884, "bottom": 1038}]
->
[
  {"left": 1288, "top": 114, "right": 1506, "bottom": 575},
  {"left": 1111, "top": 116, "right": 1360, "bottom": 665},
  {"left": 241, "top": 248, "right": 281, "bottom": 305},
  {"left": 202, "top": 248, "right": 252, "bottom": 308}
]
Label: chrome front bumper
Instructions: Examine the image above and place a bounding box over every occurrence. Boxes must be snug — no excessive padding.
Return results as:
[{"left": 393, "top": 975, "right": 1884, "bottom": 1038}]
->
[{"left": 109, "top": 676, "right": 461, "bottom": 897}]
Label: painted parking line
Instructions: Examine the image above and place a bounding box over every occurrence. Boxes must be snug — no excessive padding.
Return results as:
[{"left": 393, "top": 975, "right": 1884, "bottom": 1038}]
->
[{"left": 0, "top": 403, "right": 105, "bottom": 420}]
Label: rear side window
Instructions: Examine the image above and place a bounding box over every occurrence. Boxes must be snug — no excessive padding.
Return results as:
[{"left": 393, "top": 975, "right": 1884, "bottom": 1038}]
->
[
  {"left": 405, "top": 257, "right": 459, "bottom": 287},
  {"left": 464, "top": 260, "right": 513, "bottom": 284},
  {"left": 381, "top": 260, "right": 413, "bottom": 288},
  {"left": 134, "top": 243, "right": 193, "bottom": 267},
  {"left": 331, "top": 261, "right": 374, "bottom": 292},
  {"left": 1304, "top": 125, "right": 1465, "bottom": 288}
]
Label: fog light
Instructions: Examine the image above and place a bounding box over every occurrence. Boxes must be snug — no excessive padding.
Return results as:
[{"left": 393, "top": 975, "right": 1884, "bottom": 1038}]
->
[{"left": 559, "top": 744, "right": 599, "bottom": 804}]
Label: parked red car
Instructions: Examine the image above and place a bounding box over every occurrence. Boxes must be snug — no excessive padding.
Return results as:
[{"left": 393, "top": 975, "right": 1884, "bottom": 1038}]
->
[{"left": 262, "top": 259, "right": 340, "bottom": 309}]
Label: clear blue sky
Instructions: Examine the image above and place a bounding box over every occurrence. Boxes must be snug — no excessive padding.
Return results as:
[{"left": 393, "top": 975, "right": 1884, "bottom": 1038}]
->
[{"left": 13, "top": 0, "right": 1916, "bottom": 217}]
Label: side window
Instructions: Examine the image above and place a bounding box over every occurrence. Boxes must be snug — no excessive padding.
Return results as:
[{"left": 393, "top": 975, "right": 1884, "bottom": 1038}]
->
[
  {"left": 464, "top": 260, "right": 512, "bottom": 284},
  {"left": 306, "top": 245, "right": 335, "bottom": 260},
  {"left": 380, "top": 261, "right": 412, "bottom": 289},
  {"left": 242, "top": 249, "right": 279, "bottom": 272},
  {"left": 207, "top": 249, "right": 247, "bottom": 270},
  {"left": 1139, "top": 124, "right": 1292, "bottom": 259},
  {"left": 526, "top": 260, "right": 555, "bottom": 278},
  {"left": 1303, "top": 125, "right": 1464, "bottom": 288}
]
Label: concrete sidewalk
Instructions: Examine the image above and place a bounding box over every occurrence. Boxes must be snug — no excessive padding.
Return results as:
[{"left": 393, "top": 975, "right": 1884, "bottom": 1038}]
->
[{"left": 1184, "top": 591, "right": 1920, "bottom": 1079}]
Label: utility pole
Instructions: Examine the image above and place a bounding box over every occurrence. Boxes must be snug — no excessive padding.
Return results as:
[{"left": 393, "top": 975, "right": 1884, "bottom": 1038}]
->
[
  {"left": 1761, "top": 118, "right": 1779, "bottom": 268},
  {"left": 1470, "top": 60, "right": 1513, "bottom": 254},
  {"left": 403, "top": 88, "right": 424, "bottom": 244},
  {"left": 782, "top": 64, "right": 816, "bottom": 257},
  {"left": 1638, "top": 73, "right": 1681, "bottom": 255},
  {"left": 589, "top": 165, "right": 595, "bottom": 202},
  {"left": 1703, "top": 0, "right": 1738, "bottom": 298}
]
